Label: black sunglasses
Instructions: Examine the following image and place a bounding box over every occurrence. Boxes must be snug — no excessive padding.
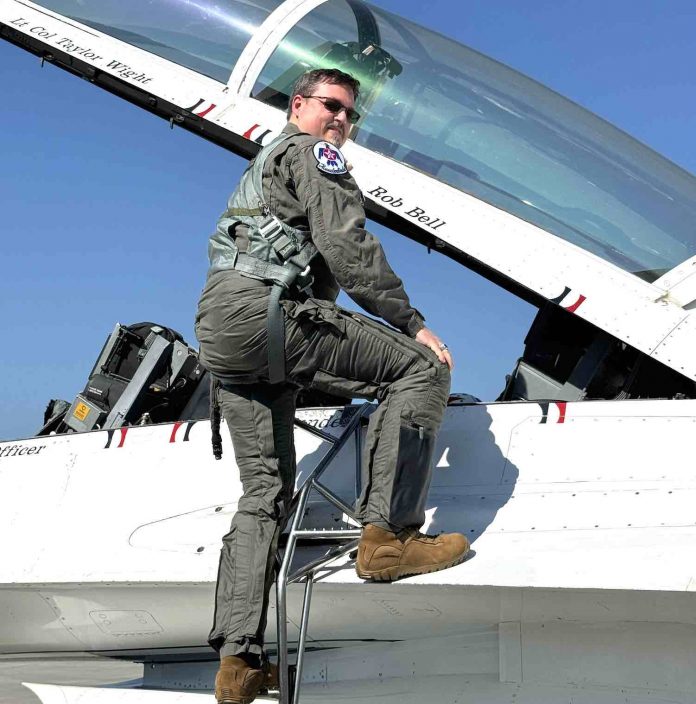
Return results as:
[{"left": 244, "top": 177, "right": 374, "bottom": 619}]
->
[{"left": 302, "top": 95, "right": 361, "bottom": 124}]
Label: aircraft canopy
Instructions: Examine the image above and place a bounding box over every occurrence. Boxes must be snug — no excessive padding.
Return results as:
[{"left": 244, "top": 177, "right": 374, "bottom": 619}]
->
[{"left": 34, "top": 0, "right": 696, "bottom": 282}]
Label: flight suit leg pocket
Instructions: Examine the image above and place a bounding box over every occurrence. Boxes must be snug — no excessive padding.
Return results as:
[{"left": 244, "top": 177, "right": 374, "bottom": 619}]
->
[
  {"left": 388, "top": 422, "right": 435, "bottom": 528},
  {"left": 282, "top": 298, "right": 346, "bottom": 336},
  {"left": 310, "top": 368, "right": 380, "bottom": 401}
]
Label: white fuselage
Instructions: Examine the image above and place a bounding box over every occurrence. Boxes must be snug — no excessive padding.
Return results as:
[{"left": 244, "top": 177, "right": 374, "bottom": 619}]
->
[{"left": 2, "top": 399, "right": 696, "bottom": 700}]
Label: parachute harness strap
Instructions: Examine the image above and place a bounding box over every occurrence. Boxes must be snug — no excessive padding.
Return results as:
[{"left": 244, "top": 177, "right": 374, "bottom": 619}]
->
[
  {"left": 210, "top": 375, "right": 223, "bottom": 460},
  {"left": 223, "top": 133, "right": 318, "bottom": 385}
]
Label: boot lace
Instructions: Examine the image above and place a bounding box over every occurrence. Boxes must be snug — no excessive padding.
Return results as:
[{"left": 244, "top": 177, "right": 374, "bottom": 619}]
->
[{"left": 402, "top": 527, "right": 441, "bottom": 543}]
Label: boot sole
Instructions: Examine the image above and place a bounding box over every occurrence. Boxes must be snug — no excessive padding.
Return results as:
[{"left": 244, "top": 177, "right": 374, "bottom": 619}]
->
[
  {"left": 356, "top": 549, "right": 470, "bottom": 582},
  {"left": 216, "top": 689, "right": 259, "bottom": 704}
]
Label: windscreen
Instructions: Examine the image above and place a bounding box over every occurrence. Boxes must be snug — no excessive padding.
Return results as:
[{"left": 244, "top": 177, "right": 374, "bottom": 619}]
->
[
  {"left": 35, "top": 0, "right": 283, "bottom": 84},
  {"left": 253, "top": 0, "right": 696, "bottom": 282}
]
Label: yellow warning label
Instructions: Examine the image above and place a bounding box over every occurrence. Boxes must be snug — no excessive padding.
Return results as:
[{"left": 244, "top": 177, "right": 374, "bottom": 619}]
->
[{"left": 73, "top": 402, "right": 90, "bottom": 422}]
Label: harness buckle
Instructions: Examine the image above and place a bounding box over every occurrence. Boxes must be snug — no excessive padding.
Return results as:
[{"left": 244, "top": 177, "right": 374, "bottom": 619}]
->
[
  {"left": 297, "top": 266, "right": 314, "bottom": 295},
  {"left": 259, "top": 217, "right": 283, "bottom": 240}
]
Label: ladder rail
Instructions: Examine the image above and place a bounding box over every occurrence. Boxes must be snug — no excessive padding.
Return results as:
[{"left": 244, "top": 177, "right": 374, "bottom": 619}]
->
[
  {"left": 276, "top": 480, "right": 311, "bottom": 704},
  {"left": 288, "top": 538, "right": 359, "bottom": 585},
  {"left": 293, "top": 417, "right": 341, "bottom": 443},
  {"left": 276, "top": 402, "right": 373, "bottom": 704},
  {"left": 311, "top": 479, "right": 357, "bottom": 518},
  {"left": 293, "top": 576, "right": 314, "bottom": 704},
  {"left": 286, "top": 406, "right": 368, "bottom": 521}
]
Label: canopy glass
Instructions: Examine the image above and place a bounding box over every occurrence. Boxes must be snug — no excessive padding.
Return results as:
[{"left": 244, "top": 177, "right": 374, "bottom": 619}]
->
[
  {"left": 37, "top": 0, "right": 283, "bottom": 84},
  {"left": 253, "top": 0, "right": 696, "bottom": 282}
]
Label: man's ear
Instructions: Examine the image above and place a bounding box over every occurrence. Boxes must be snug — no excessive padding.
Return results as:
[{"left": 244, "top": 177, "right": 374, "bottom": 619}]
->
[{"left": 290, "top": 94, "right": 303, "bottom": 118}]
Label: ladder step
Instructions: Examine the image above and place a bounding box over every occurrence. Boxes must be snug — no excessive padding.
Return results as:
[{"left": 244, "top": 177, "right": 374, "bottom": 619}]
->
[{"left": 293, "top": 529, "right": 362, "bottom": 539}]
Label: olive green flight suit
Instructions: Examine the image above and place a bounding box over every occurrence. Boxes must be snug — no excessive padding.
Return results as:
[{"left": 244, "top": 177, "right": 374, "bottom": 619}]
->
[{"left": 195, "top": 123, "right": 450, "bottom": 658}]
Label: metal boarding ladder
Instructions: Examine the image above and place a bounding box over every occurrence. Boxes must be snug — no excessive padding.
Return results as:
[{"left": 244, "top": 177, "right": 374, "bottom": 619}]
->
[{"left": 275, "top": 402, "right": 373, "bottom": 704}]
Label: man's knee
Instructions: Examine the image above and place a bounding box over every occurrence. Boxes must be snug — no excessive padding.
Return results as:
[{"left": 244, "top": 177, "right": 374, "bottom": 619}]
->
[
  {"left": 425, "top": 361, "right": 451, "bottom": 419},
  {"left": 433, "top": 360, "right": 451, "bottom": 399},
  {"left": 236, "top": 473, "right": 291, "bottom": 521},
  {"left": 392, "top": 360, "right": 450, "bottom": 431},
  {"left": 394, "top": 357, "right": 450, "bottom": 397}
]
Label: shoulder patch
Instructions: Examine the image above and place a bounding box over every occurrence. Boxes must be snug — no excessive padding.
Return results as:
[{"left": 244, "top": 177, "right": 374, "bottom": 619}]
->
[{"left": 313, "top": 141, "right": 348, "bottom": 175}]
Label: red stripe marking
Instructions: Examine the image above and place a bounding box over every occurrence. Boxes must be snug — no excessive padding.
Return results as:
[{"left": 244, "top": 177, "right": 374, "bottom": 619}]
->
[
  {"left": 117, "top": 428, "right": 129, "bottom": 448},
  {"left": 243, "top": 123, "right": 260, "bottom": 139},
  {"left": 170, "top": 421, "right": 184, "bottom": 443},
  {"left": 555, "top": 402, "right": 567, "bottom": 424},
  {"left": 196, "top": 103, "right": 216, "bottom": 118},
  {"left": 564, "top": 294, "right": 586, "bottom": 313}
]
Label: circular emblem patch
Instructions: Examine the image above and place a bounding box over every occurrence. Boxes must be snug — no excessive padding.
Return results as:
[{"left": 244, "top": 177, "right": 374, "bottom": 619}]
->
[{"left": 313, "top": 141, "right": 348, "bottom": 175}]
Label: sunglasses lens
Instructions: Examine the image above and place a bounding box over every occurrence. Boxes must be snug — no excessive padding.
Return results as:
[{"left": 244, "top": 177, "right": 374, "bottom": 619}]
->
[
  {"left": 323, "top": 99, "right": 342, "bottom": 113},
  {"left": 306, "top": 96, "right": 360, "bottom": 124}
]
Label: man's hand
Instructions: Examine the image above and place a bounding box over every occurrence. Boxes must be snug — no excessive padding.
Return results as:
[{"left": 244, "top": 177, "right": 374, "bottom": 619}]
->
[{"left": 415, "top": 327, "right": 454, "bottom": 370}]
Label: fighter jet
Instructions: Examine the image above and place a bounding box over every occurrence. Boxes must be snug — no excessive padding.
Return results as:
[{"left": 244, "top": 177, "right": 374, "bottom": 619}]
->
[{"left": 2, "top": 1, "right": 696, "bottom": 702}]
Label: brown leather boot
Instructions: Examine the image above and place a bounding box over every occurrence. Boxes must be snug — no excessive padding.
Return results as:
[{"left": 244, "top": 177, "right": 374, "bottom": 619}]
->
[
  {"left": 215, "top": 655, "right": 264, "bottom": 704},
  {"left": 356, "top": 524, "right": 470, "bottom": 582}
]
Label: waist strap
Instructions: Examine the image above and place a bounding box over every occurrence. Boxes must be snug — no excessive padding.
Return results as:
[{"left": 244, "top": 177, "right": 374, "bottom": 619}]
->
[{"left": 234, "top": 253, "right": 301, "bottom": 289}]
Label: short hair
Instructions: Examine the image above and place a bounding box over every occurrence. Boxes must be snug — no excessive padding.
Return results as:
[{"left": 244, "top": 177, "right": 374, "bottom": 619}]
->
[{"left": 286, "top": 68, "right": 360, "bottom": 118}]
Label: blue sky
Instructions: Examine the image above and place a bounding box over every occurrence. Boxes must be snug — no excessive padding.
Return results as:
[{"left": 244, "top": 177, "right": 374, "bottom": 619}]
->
[{"left": 1, "top": 0, "right": 696, "bottom": 440}]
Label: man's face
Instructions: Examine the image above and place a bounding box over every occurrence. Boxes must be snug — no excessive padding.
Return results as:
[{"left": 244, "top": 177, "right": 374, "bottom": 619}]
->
[{"left": 290, "top": 81, "right": 355, "bottom": 148}]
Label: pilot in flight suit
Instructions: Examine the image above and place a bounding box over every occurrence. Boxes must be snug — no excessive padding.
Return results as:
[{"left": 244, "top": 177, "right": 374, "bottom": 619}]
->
[{"left": 195, "top": 68, "right": 469, "bottom": 704}]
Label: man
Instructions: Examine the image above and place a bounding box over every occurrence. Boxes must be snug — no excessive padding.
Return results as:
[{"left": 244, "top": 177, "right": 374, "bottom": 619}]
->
[{"left": 195, "top": 68, "right": 469, "bottom": 704}]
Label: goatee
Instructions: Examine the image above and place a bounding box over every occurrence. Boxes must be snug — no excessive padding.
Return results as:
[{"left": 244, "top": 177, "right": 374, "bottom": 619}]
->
[{"left": 325, "top": 127, "right": 344, "bottom": 147}]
